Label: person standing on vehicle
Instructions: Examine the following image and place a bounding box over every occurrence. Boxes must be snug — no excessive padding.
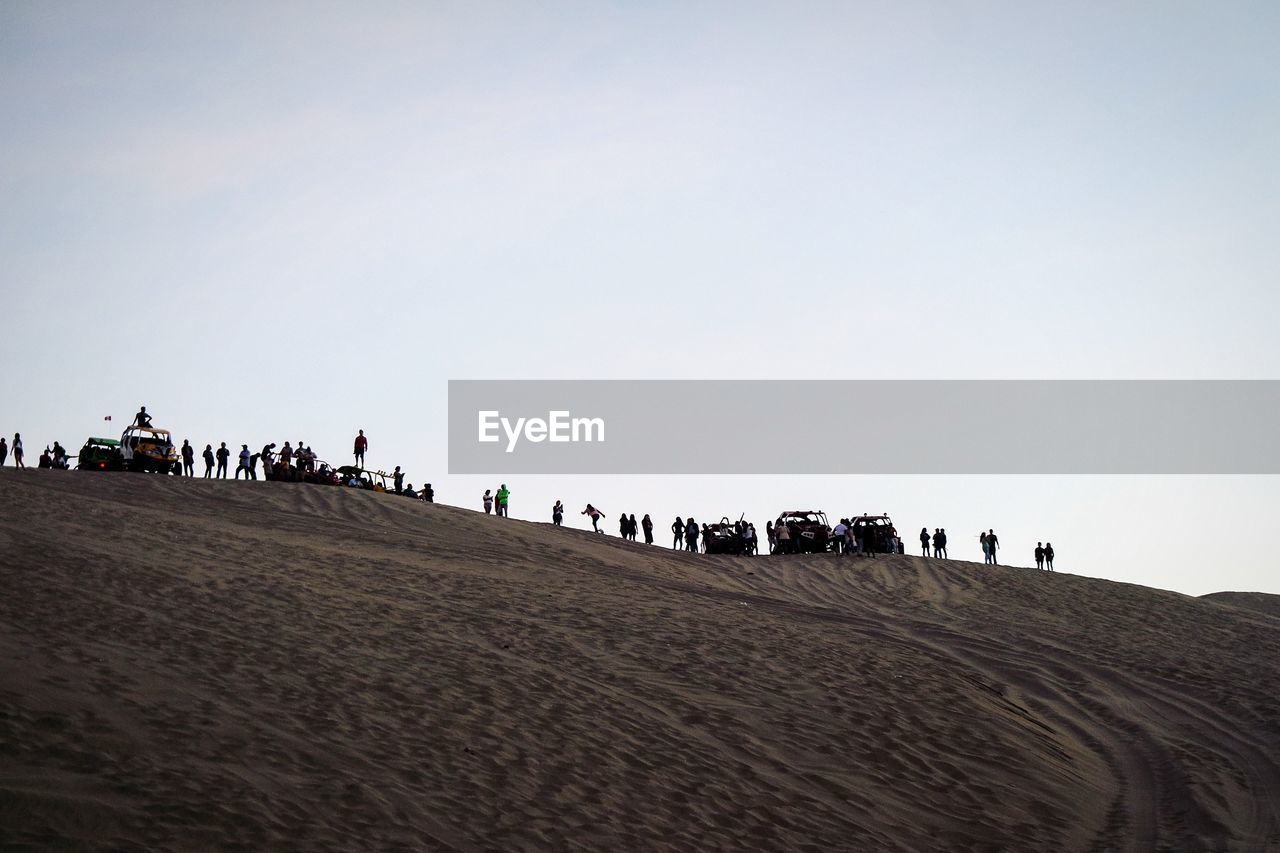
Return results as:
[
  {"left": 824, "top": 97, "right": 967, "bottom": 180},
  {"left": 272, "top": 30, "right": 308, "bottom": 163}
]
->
[
  {"left": 483, "top": 489, "right": 493, "bottom": 514},
  {"left": 1044, "top": 542, "right": 1055, "bottom": 571},
  {"left": 672, "top": 517, "right": 684, "bottom": 549},
  {"left": 0, "top": 437, "right": 7, "bottom": 467},
  {"left": 353, "top": 430, "right": 368, "bottom": 467},
  {"left": 641, "top": 514, "right": 653, "bottom": 544},
  {"left": 202, "top": 444, "right": 214, "bottom": 477},
  {"left": 235, "top": 445, "right": 254, "bottom": 480},
  {"left": 215, "top": 442, "right": 230, "bottom": 478},
  {"left": 552, "top": 500, "right": 564, "bottom": 525},
  {"left": 496, "top": 484, "right": 510, "bottom": 517},
  {"left": 180, "top": 440, "right": 194, "bottom": 476}
]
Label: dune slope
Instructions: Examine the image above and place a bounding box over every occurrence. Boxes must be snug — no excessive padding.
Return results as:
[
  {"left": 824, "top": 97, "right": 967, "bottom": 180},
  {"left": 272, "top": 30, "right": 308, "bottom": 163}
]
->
[{"left": 1, "top": 473, "right": 1277, "bottom": 851}]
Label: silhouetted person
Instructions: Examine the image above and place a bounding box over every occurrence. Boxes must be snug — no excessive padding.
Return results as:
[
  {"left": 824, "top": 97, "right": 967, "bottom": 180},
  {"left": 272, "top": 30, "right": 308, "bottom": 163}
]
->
[
  {"left": 181, "top": 440, "right": 194, "bottom": 476},
  {"left": 236, "top": 445, "right": 255, "bottom": 480},
  {"left": 552, "top": 500, "right": 564, "bottom": 525},
  {"left": 353, "top": 429, "right": 367, "bottom": 466},
  {"left": 939, "top": 528, "right": 948, "bottom": 558},
  {"left": 672, "top": 517, "right": 684, "bottom": 549},
  {"left": 583, "top": 503, "right": 605, "bottom": 532},
  {"left": 11, "top": 433, "right": 24, "bottom": 468},
  {"left": 0, "top": 437, "right": 7, "bottom": 467},
  {"left": 215, "top": 442, "right": 230, "bottom": 478},
  {"left": 987, "top": 529, "right": 999, "bottom": 564},
  {"left": 134, "top": 406, "right": 152, "bottom": 427},
  {"left": 393, "top": 466, "right": 404, "bottom": 494},
  {"left": 641, "top": 514, "right": 653, "bottom": 544},
  {"left": 202, "top": 444, "right": 214, "bottom": 478},
  {"left": 1044, "top": 543, "right": 1055, "bottom": 571},
  {"left": 685, "top": 518, "right": 699, "bottom": 552},
  {"left": 1035, "top": 542, "right": 1045, "bottom": 570},
  {"left": 423, "top": 483, "right": 434, "bottom": 503},
  {"left": 920, "top": 527, "right": 930, "bottom": 556}
]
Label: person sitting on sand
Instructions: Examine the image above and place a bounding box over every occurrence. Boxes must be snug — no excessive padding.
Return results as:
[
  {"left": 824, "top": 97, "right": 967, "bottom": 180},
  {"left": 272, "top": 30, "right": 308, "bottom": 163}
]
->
[
  {"left": 1044, "top": 542, "right": 1055, "bottom": 571},
  {"left": 1035, "top": 542, "right": 1045, "bottom": 570},
  {"left": 404, "top": 484, "right": 417, "bottom": 499},
  {"left": 582, "top": 503, "right": 605, "bottom": 533},
  {"left": 38, "top": 447, "right": 52, "bottom": 468},
  {"left": 672, "top": 517, "right": 684, "bottom": 549}
]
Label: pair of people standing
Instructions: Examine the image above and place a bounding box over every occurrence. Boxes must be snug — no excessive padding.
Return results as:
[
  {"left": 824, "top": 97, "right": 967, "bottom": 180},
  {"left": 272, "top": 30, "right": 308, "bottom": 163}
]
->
[
  {"left": 980, "top": 529, "right": 999, "bottom": 564},
  {"left": 481, "top": 486, "right": 510, "bottom": 516},
  {"left": 1034, "top": 542, "right": 1056, "bottom": 571}
]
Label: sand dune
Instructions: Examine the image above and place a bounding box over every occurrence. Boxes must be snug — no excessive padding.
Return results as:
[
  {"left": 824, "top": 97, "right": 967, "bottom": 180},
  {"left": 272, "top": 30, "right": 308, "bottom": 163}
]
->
[{"left": 1, "top": 472, "right": 1277, "bottom": 851}]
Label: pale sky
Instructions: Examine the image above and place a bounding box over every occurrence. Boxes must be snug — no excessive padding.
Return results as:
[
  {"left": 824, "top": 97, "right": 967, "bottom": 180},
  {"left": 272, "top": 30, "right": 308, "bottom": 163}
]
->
[{"left": 3, "top": 2, "right": 1279, "bottom": 596}]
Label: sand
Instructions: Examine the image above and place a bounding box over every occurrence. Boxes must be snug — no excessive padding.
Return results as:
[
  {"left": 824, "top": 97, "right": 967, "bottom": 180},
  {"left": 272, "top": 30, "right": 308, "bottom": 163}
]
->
[{"left": 1, "top": 472, "right": 1277, "bottom": 851}]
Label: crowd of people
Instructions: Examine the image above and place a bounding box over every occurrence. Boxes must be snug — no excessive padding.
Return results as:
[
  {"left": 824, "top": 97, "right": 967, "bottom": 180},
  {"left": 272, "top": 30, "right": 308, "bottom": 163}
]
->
[{"left": 5, "top": 407, "right": 1059, "bottom": 569}]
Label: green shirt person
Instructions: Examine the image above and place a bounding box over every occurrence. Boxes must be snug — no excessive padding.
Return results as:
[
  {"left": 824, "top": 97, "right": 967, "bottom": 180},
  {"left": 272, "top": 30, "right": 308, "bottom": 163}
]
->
[{"left": 496, "top": 484, "right": 510, "bottom": 517}]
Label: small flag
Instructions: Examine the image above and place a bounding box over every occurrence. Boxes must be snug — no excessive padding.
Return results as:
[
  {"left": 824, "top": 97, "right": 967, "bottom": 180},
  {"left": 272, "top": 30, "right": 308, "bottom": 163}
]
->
[{"left": 104, "top": 415, "right": 112, "bottom": 421}]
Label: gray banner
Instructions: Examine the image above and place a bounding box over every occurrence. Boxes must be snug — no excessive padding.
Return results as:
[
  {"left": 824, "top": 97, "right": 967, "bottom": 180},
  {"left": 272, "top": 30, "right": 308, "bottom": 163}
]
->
[{"left": 447, "top": 380, "right": 1280, "bottom": 474}]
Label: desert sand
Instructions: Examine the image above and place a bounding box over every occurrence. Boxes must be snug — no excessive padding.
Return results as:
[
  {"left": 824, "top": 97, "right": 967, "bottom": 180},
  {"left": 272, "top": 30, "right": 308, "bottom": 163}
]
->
[{"left": 0, "top": 472, "right": 1277, "bottom": 851}]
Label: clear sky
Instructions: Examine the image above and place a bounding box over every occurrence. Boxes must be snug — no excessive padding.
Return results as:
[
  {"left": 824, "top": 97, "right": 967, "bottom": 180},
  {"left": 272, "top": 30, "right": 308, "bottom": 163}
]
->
[{"left": 3, "top": 2, "right": 1278, "bottom": 596}]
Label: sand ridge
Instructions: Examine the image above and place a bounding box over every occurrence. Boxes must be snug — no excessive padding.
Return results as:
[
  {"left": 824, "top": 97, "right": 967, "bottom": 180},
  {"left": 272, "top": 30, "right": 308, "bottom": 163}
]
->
[{"left": 1, "top": 472, "right": 1278, "bottom": 850}]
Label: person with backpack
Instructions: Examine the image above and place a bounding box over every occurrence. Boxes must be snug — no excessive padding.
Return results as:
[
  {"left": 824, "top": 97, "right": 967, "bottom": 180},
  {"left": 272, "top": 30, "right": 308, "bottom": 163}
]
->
[{"left": 1035, "top": 542, "right": 1045, "bottom": 570}]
